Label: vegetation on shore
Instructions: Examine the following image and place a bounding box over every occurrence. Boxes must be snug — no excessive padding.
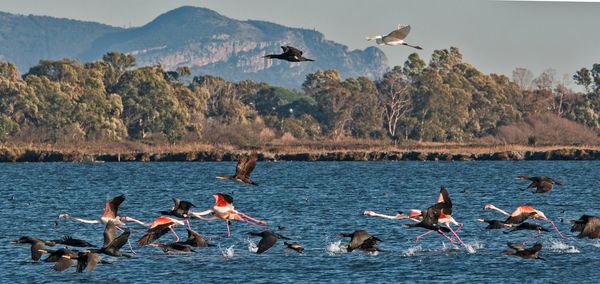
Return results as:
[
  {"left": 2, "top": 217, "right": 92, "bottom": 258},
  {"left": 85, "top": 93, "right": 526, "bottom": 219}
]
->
[{"left": 1, "top": 47, "right": 599, "bottom": 152}]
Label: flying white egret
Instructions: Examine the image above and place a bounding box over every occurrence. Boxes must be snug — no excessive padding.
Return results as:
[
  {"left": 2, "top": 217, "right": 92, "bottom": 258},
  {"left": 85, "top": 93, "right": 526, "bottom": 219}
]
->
[{"left": 367, "top": 25, "right": 422, "bottom": 50}]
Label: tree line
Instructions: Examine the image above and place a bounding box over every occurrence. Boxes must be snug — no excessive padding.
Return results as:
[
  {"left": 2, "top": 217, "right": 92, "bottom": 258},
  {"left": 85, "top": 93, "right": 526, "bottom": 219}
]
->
[{"left": 0, "top": 48, "right": 599, "bottom": 146}]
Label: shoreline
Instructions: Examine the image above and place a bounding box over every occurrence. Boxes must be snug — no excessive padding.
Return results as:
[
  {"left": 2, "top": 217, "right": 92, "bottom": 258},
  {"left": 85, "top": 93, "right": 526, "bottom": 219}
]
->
[{"left": 1, "top": 146, "right": 599, "bottom": 162}]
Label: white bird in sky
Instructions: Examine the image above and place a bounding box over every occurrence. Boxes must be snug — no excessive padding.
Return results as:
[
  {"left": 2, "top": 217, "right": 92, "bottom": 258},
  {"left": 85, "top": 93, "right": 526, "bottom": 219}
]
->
[{"left": 367, "top": 25, "right": 422, "bottom": 50}]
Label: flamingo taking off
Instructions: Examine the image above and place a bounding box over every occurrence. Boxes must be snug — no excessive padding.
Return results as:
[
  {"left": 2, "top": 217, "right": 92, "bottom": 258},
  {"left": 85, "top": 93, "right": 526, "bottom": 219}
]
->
[
  {"left": 137, "top": 216, "right": 185, "bottom": 245},
  {"left": 217, "top": 152, "right": 259, "bottom": 185},
  {"left": 570, "top": 215, "right": 600, "bottom": 239},
  {"left": 58, "top": 194, "right": 146, "bottom": 228},
  {"left": 516, "top": 176, "right": 562, "bottom": 193},
  {"left": 483, "top": 204, "right": 567, "bottom": 239},
  {"left": 191, "top": 193, "right": 267, "bottom": 237},
  {"left": 366, "top": 25, "right": 422, "bottom": 49},
  {"left": 263, "top": 46, "right": 314, "bottom": 62}
]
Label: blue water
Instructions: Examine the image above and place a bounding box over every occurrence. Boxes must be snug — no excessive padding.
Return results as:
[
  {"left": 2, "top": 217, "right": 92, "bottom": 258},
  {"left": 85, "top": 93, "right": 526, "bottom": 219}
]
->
[{"left": 1, "top": 161, "right": 599, "bottom": 283}]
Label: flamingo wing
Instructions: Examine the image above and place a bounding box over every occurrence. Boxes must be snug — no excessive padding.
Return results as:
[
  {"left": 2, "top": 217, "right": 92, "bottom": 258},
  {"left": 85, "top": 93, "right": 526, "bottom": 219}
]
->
[
  {"left": 436, "top": 186, "right": 453, "bottom": 215},
  {"left": 102, "top": 195, "right": 125, "bottom": 218}
]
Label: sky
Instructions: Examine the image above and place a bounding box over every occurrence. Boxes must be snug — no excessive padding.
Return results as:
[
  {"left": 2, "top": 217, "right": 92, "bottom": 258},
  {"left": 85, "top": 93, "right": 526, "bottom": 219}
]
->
[{"left": 0, "top": 0, "right": 599, "bottom": 83}]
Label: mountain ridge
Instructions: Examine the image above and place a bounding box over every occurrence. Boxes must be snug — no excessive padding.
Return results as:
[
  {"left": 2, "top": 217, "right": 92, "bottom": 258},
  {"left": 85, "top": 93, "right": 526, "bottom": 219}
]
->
[{"left": 0, "top": 6, "right": 388, "bottom": 87}]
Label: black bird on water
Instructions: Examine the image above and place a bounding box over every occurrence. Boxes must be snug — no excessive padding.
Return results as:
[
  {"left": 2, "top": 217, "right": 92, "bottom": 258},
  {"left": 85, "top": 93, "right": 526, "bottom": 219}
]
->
[
  {"left": 284, "top": 242, "right": 304, "bottom": 254},
  {"left": 478, "top": 219, "right": 509, "bottom": 230},
  {"left": 570, "top": 215, "right": 600, "bottom": 239},
  {"left": 53, "top": 250, "right": 104, "bottom": 272},
  {"left": 516, "top": 176, "right": 562, "bottom": 193},
  {"left": 249, "top": 231, "right": 290, "bottom": 254},
  {"left": 510, "top": 222, "right": 549, "bottom": 233},
  {"left": 263, "top": 46, "right": 314, "bottom": 62},
  {"left": 217, "top": 152, "right": 259, "bottom": 185},
  {"left": 149, "top": 242, "right": 196, "bottom": 253},
  {"left": 176, "top": 228, "right": 212, "bottom": 248},
  {"left": 91, "top": 220, "right": 131, "bottom": 257},
  {"left": 11, "top": 236, "right": 55, "bottom": 261},
  {"left": 50, "top": 236, "right": 95, "bottom": 247},
  {"left": 338, "top": 230, "right": 382, "bottom": 252},
  {"left": 502, "top": 242, "right": 543, "bottom": 259}
]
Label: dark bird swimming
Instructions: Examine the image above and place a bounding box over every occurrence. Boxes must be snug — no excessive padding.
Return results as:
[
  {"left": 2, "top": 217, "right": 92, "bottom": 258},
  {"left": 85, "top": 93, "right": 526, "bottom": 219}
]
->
[
  {"left": 570, "top": 215, "right": 600, "bottom": 239},
  {"left": 338, "top": 230, "right": 382, "bottom": 252}
]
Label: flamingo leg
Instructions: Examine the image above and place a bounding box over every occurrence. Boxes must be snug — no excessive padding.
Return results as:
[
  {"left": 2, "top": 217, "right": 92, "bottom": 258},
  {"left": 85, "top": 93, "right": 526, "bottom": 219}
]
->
[
  {"left": 415, "top": 230, "right": 435, "bottom": 242},
  {"left": 239, "top": 218, "right": 267, "bottom": 228},
  {"left": 436, "top": 230, "right": 457, "bottom": 245},
  {"left": 546, "top": 219, "right": 568, "bottom": 240},
  {"left": 115, "top": 226, "right": 137, "bottom": 254},
  {"left": 185, "top": 219, "right": 192, "bottom": 230},
  {"left": 237, "top": 212, "right": 267, "bottom": 225},
  {"left": 446, "top": 224, "right": 468, "bottom": 249},
  {"left": 225, "top": 221, "right": 231, "bottom": 237},
  {"left": 169, "top": 226, "right": 180, "bottom": 242}
]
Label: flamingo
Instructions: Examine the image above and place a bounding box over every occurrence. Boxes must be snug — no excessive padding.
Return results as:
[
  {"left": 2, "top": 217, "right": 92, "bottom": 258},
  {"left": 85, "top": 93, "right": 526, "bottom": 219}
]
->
[
  {"left": 516, "top": 176, "right": 562, "bottom": 193},
  {"left": 191, "top": 193, "right": 267, "bottom": 237},
  {"left": 217, "top": 152, "right": 259, "bottom": 185},
  {"left": 263, "top": 46, "right": 314, "bottom": 62},
  {"left": 483, "top": 204, "right": 567, "bottom": 239},
  {"left": 58, "top": 195, "right": 146, "bottom": 228},
  {"left": 570, "top": 215, "right": 600, "bottom": 239},
  {"left": 366, "top": 24, "right": 423, "bottom": 49},
  {"left": 137, "top": 216, "right": 185, "bottom": 245},
  {"left": 366, "top": 186, "right": 466, "bottom": 248}
]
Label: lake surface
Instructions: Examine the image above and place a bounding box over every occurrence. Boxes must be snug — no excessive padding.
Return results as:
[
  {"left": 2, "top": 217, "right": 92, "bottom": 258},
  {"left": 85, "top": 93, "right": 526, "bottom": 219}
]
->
[{"left": 1, "top": 161, "right": 599, "bottom": 283}]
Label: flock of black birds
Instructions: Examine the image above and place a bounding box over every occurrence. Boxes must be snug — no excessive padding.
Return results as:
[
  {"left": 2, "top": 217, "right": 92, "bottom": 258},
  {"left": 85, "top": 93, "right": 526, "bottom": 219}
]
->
[{"left": 11, "top": 152, "right": 600, "bottom": 273}]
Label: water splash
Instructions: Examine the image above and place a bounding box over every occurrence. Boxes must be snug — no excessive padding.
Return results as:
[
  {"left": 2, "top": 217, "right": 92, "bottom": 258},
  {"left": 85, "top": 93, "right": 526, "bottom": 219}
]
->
[
  {"left": 465, "top": 241, "right": 482, "bottom": 254},
  {"left": 219, "top": 245, "right": 235, "bottom": 259},
  {"left": 593, "top": 241, "right": 600, "bottom": 248},
  {"left": 402, "top": 245, "right": 423, "bottom": 256},
  {"left": 326, "top": 240, "right": 347, "bottom": 255},
  {"left": 549, "top": 239, "right": 579, "bottom": 253},
  {"left": 247, "top": 238, "right": 258, "bottom": 253}
]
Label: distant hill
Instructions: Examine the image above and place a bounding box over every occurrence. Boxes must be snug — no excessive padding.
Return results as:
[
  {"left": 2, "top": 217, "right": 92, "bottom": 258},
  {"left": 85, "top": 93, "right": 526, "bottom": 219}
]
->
[
  {"left": 0, "top": 11, "right": 120, "bottom": 71},
  {"left": 0, "top": 6, "right": 388, "bottom": 88}
]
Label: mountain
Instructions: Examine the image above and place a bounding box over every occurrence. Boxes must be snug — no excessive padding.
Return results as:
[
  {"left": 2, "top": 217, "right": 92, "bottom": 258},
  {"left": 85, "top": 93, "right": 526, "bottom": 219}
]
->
[
  {"left": 0, "top": 6, "right": 388, "bottom": 87},
  {"left": 0, "top": 11, "right": 120, "bottom": 71}
]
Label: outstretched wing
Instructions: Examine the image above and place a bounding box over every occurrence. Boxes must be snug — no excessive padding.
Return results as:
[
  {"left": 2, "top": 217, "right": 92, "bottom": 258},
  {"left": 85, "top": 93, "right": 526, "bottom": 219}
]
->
[
  {"left": 507, "top": 242, "right": 525, "bottom": 252},
  {"left": 242, "top": 152, "right": 258, "bottom": 178},
  {"left": 386, "top": 25, "right": 411, "bottom": 40},
  {"left": 108, "top": 230, "right": 130, "bottom": 251},
  {"left": 282, "top": 45, "right": 303, "bottom": 56},
  {"left": 436, "top": 186, "right": 453, "bottom": 215},
  {"left": 137, "top": 224, "right": 171, "bottom": 246},
  {"left": 527, "top": 243, "right": 542, "bottom": 254},
  {"left": 53, "top": 256, "right": 74, "bottom": 272},
  {"left": 103, "top": 221, "right": 117, "bottom": 248},
  {"left": 173, "top": 198, "right": 195, "bottom": 215},
  {"left": 535, "top": 181, "right": 554, "bottom": 193},
  {"left": 235, "top": 155, "right": 250, "bottom": 177},
  {"left": 103, "top": 195, "right": 125, "bottom": 218},
  {"left": 256, "top": 235, "right": 278, "bottom": 254}
]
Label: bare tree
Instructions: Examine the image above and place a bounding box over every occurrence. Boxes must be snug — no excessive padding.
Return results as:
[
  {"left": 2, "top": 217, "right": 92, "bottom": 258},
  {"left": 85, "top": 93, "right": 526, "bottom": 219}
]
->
[
  {"left": 512, "top": 67, "right": 534, "bottom": 91},
  {"left": 376, "top": 69, "right": 413, "bottom": 141}
]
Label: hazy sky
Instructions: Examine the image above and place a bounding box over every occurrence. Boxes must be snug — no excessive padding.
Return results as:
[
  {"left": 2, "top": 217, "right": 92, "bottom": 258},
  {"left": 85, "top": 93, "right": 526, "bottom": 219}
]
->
[{"left": 1, "top": 0, "right": 599, "bottom": 81}]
